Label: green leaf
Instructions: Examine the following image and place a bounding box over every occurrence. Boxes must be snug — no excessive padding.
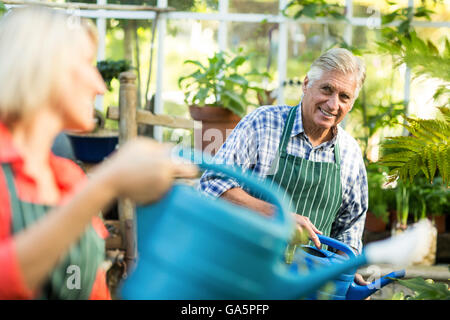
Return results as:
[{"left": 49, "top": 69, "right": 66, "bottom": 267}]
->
[
  {"left": 228, "top": 56, "right": 247, "bottom": 69},
  {"left": 183, "top": 59, "right": 206, "bottom": 70},
  {"left": 425, "top": 145, "right": 437, "bottom": 182},
  {"left": 391, "top": 292, "right": 405, "bottom": 300},
  {"left": 381, "top": 12, "right": 398, "bottom": 25},
  {"left": 193, "top": 87, "right": 210, "bottom": 105},
  {"left": 223, "top": 91, "right": 247, "bottom": 110},
  {"left": 301, "top": 5, "right": 317, "bottom": 18},
  {"left": 227, "top": 74, "right": 249, "bottom": 87},
  {"left": 394, "top": 278, "right": 450, "bottom": 300}
]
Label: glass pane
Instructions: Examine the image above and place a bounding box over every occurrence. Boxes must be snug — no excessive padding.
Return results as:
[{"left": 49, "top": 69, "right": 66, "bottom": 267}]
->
[
  {"left": 167, "top": 0, "right": 201, "bottom": 12},
  {"left": 229, "top": 0, "right": 279, "bottom": 15},
  {"left": 186, "top": 0, "right": 219, "bottom": 12},
  {"left": 353, "top": 0, "right": 382, "bottom": 18},
  {"left": 347, "top": 25, "right": 406, "bottom": 144},
  {"left": 227, "top": 21, "right": 278, "bottom": 110},
  {"left": 285, "top": 22, "right": 347, "bottom": 106},
  {"left": 160, "top": 19, "right": 220, "bottom": 142},
  {"left": 102, "top": 19, "right": 151, "bottom": 118}
]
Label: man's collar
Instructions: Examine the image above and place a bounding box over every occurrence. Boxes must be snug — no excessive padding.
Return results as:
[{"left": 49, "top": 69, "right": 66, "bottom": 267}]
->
[{"left": 290, "top": 101, "right": 305, "bottom": 137}]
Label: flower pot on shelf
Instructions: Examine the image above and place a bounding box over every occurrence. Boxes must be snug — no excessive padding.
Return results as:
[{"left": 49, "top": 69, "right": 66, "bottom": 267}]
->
[
  {"left": 179, "top": 50, "right": 268, "bottom": 157},
  {"left": 189, "top": 105, "right": 241, "bottom": 157},
  {"left": 67, "top": 129, "right": 119, "bottom": 164}
]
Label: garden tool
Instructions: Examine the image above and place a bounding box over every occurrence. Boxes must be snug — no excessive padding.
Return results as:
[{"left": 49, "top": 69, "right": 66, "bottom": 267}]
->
[
  {"left": 120, "top": 150, "right": 432, "bottom": 300},
  {"left": 291, "top": 234, "right": 406, "bottom": 300}
]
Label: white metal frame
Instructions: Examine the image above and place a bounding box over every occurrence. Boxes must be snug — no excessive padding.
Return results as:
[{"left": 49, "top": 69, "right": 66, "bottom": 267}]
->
[{"left": 4, "top": 0, "right": 450, "bottom": 141}]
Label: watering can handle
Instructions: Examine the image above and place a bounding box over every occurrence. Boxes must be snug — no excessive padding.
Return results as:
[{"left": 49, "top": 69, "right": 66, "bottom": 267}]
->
[
  {"left": 174, "top": 148, "right": 292, "bottom": 227},
  {"left": 317, "top": 234, "right": 356, "bottom": 258},
  {"left": 345, "top": 269, "right": 406, "bottom": 300}
]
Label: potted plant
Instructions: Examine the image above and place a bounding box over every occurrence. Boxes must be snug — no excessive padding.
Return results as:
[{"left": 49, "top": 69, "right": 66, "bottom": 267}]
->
[
  {"left": 410, "top": 176, "right": 448, "bottom": 233},
  {"left": 67, "top": 59, "right": 132, "bottom": 164},
  {"left": 378, "top": 105, "right": 450, "bottom": 265},
  {"left": 366, "top": 163, "right": 390, "bottom": 232},
  {"left": 178, "top": 50, "right": 268, "bottom": 155}
]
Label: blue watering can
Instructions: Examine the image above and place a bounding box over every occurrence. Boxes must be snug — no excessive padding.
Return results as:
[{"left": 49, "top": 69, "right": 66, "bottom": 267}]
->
[
  {"left": 292, "top": 234, "right": 405, "bottom": 300},
  {"left": 120, "top": 151, "right": 416, "bottom": 300}
]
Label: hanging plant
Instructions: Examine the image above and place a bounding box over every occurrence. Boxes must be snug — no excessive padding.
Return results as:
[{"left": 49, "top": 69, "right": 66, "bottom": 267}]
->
[
  {"left": 97, "top": 59, "right": 132, "bottom": 91},
  {"left": 283, "top": 0, "right": 347, "bottom": 20}
]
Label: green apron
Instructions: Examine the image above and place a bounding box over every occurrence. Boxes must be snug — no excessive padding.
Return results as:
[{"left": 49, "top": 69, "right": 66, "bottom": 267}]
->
[
  {"left": 266, "top": 105, "right": 342, "bottom": 238},
  {"left": 2, "top": 163, "right": 105, "bottom": 300}
]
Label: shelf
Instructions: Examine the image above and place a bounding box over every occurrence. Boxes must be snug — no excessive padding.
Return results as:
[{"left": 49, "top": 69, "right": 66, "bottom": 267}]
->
[{"left": 2, "top": 1, "right": 175, "bottom": 12}]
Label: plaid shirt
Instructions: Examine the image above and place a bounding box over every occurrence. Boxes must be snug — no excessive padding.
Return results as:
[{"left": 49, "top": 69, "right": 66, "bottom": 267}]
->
[{"left": 199, "top": 103, "right": 368, "bottom": 253}]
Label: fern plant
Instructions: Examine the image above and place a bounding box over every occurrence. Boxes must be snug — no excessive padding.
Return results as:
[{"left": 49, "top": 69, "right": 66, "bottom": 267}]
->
[
  {"left": 379, "top": 106, "right": 450, "bottom": 187},
  {"left": 377, "top": 31, "right": 450, "bottom": 108},
  {"left": 377, "top": 21, "right": 450, "bottom": 188}
]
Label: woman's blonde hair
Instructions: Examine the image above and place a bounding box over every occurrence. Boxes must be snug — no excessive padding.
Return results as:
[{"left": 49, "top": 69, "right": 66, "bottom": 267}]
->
[{"left": 0, "top": 6, "right": 98, "bottom": 125}]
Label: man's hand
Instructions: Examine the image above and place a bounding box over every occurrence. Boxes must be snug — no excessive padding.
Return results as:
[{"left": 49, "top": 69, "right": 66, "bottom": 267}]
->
[
  {"left": 354, "top": 273, "right": 371, "bottom": 300},
  {"left": 291, "top": 214, "right": 322, "bottom": 249}
]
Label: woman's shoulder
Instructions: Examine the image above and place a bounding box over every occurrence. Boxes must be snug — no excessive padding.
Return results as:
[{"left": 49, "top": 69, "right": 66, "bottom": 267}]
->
[{"left": 49, "top": 154, "right": 87, "bottom": 188}]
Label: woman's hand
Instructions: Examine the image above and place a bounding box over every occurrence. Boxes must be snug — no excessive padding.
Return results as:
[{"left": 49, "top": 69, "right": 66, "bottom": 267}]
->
[
  {"left": 14, "top": 137, "right": 197, "bottom": 293},
  {"left": 95, "top": 137, "right": 198, "bottom": 204}
]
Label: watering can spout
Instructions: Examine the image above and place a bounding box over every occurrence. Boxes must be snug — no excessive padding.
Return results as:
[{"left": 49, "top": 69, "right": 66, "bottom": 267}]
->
[
  {"left": 271, "top": 258, "right": 406, "bottom": 300},
  {"left": 269, "top": 254, "right": 368, "bottom": 300},
  {"left": 345, "top": 269, "right": 405, "bottom": 300}
]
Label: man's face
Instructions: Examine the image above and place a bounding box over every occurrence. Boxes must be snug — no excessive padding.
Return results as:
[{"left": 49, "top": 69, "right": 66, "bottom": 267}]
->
[{"left": 301, "top": 70, "right": 357, "bottom": 132}]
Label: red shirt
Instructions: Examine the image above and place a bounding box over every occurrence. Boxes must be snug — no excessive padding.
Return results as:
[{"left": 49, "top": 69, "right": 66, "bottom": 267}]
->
[{"left": 0, "top": 122, "right": 111, "bottom": 300}]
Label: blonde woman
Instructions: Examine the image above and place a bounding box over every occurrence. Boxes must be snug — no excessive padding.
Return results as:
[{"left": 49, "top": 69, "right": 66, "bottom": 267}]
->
[{"left": 0, "top": 6, "right": 197, "bottom": 299}]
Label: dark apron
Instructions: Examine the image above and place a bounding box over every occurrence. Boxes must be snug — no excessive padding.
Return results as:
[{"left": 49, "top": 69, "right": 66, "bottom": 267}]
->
[
  {"left": 266, "top": 105, "right": 342, "bottom": 238},
  {"left": 2, "top": 163, "right": 105, "bottom": 300}
]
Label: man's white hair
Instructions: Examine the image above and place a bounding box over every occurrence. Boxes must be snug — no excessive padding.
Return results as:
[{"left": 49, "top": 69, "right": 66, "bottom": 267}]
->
[{"left": 306, "top": 48, "right": 366, "bottom": 100}]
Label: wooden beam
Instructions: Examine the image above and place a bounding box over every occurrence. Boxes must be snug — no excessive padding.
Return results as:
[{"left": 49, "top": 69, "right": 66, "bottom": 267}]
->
[
  {"left": 107, "top": 106, "right": 196, "bottom": 130},
  {"left": 117, "top": 72, "right": 137, "bottom": 272},
  {"left": 2, "top": 0, "right": 175, "bottom": 12}
]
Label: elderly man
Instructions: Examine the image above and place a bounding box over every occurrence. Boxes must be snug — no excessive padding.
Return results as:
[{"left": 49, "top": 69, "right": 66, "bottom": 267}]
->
[{"left": 199, "top": 48, "right": 368, "bottom": 260}]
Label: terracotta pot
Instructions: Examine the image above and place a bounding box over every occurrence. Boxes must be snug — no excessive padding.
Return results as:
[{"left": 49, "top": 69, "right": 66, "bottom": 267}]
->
[
  {"left": 189, "top": 105, "right": 241, "bottom": 157},
  {"left": 365, "top": 211, "right": 387, "bottom": 232},
  {"left": 430, "top": 215, "right": 446, "bottom": 234}
]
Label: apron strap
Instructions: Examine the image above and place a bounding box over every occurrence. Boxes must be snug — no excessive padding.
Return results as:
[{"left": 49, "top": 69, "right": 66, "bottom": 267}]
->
[
  {"left": 333, "top": 141, "right": 341, "bottom": 168},
  {"left": 0, "top": 163, "right": 104, "bottom": 300},
  {"left": 2, "top": 163, "right": 20, "bottom": 202},
  {"left": 278, "top": 106, "right": 298, "bottom": 155},
  {"left": 1, "top": 164, "right": 25, "bottom": 233}
]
